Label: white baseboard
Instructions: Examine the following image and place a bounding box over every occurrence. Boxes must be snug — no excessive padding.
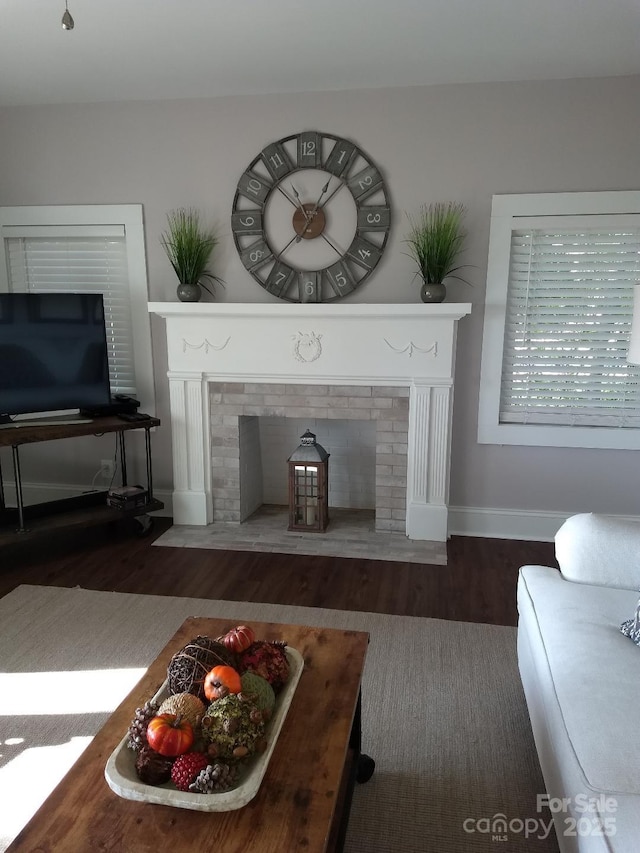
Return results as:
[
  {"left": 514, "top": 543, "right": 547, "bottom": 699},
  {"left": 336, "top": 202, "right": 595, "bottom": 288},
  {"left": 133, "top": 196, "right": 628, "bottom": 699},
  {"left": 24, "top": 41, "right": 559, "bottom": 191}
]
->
[
  {"left": 448, "top": 506, "right": 640, "bottom": 542},
  {"left": 1, "top": 484, "right": 632, "bottom": 543}
]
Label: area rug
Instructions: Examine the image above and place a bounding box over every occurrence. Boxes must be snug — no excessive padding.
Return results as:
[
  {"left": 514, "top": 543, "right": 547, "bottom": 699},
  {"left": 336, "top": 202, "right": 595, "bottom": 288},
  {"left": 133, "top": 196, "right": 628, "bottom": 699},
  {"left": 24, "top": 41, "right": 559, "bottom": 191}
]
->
[{"left": 0, "top": 585, "right": 558, "bottom": 852}]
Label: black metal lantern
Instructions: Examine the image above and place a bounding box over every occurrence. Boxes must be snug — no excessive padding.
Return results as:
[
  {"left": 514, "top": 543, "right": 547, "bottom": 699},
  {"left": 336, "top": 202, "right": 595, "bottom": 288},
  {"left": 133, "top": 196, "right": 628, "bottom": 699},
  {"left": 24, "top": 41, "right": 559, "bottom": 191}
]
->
[{"left": 287, "top": 430, "right": 330, "bottom": 532}]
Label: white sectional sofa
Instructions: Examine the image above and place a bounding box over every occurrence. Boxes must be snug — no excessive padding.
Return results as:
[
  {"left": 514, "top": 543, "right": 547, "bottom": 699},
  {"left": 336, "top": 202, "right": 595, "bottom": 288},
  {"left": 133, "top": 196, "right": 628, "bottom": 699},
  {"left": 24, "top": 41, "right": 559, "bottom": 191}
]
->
[{"left": 517, "top": 513, "right": 640, "bottom": 853}]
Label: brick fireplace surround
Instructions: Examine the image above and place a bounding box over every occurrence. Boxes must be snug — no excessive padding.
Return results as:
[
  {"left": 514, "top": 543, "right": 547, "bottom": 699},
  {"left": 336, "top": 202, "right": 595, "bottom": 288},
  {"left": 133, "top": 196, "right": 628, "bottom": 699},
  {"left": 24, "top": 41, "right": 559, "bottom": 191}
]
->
[{"left": 148, "top": 303, "right": 471, "bottom": 542}]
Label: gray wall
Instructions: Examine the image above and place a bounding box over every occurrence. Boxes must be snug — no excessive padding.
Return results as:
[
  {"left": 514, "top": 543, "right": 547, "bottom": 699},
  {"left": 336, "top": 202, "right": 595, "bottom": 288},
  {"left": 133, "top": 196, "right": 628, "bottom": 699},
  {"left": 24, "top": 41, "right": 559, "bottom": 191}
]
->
[{"left": 1, "top": 75, "right": 639, "bottom": 530}]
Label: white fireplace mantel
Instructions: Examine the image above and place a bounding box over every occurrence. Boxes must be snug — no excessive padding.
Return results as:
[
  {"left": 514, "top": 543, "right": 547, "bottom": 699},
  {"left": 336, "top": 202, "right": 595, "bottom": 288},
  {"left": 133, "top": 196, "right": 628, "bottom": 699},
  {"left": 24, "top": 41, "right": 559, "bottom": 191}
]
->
[{"left": 149, "top": 302, "right": 471, "bottom": 541}]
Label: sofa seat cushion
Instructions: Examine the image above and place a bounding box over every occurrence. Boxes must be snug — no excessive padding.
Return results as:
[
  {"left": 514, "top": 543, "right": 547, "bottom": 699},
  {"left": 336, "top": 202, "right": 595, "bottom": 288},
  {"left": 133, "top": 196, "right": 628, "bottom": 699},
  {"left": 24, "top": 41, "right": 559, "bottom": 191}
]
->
[{"left": 519, "top": 565, "right": 640, "bottom": 795}]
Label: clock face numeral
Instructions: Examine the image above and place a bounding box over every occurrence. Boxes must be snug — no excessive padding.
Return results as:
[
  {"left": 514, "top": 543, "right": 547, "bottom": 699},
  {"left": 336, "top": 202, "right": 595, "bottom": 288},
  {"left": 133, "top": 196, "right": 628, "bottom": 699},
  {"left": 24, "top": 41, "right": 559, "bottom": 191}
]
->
[
  {"left": 299, "top": 271, "right": 322, "bottom": 303},
  {"left": 297, "top": 132, "right": 321, "bottom": 168},
  {"left": 231, "top": 210, "right": 263, "bottom": 236},
  {"left": 237, "top": 170, "right": 273, "bottom": 206},
  {"left": 348, "top": 166, "right": 383, "bottom": 201},
  {"left": 357, "top": 206, "right": 390, "bottom": 232},
  {"left": 324, "top": 140, "right": 357, "bottom": 177},
  {"left": 347, "top": 236, "right": 383, "bottom": 271},
  {"left": 260, "top": 142, "right": 294, "bottom": 182},
  {"left": 240, "top": 238, "right": 273, "bottom": 271},
  {"left": 265, "top": 261, "right": 296, "bottom": 297},
  {"left": 326, "top": 261, "right": 356, "bottom": 297},
  {"left": 231, "top": 132, "right": 391, "bottom": 303}
]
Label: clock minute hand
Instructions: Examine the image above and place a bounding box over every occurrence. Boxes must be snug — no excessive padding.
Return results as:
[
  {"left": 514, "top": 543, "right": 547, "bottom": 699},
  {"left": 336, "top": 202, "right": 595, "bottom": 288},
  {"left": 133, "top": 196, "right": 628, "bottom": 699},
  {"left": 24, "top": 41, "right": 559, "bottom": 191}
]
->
[
  {"left": 316, "top": 180, "right": 346, "bottom": 211},
  {"left": 309, "top": 178, "right": 332, "bottom": 215}
]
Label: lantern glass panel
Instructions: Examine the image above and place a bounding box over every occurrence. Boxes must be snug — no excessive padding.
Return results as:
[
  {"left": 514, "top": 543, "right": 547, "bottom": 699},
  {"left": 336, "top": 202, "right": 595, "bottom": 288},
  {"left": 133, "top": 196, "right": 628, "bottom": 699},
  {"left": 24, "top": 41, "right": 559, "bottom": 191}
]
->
[{"left": 293, "top": 464, "right": 319, "bottom": 525}]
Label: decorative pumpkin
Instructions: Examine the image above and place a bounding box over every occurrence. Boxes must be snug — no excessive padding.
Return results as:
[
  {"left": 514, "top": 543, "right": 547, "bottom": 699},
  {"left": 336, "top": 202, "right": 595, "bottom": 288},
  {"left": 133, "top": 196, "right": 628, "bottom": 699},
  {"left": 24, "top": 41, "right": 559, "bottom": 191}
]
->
[
  {"left": 204, "top": 665, "right": 242, "bottom": 702},
  {"left": 221, "top": 625, "right": 256, "bottom": 655},
  {"left": 145, "top": 713, "right": 194, "bottom": 757}
]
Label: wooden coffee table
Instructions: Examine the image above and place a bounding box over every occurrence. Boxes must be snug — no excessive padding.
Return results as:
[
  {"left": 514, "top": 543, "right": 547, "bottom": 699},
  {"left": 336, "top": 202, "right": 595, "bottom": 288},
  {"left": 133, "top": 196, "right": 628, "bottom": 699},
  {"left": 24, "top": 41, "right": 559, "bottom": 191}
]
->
[{"left": 8, "top": 616, "right": 372, "bottom": 852}]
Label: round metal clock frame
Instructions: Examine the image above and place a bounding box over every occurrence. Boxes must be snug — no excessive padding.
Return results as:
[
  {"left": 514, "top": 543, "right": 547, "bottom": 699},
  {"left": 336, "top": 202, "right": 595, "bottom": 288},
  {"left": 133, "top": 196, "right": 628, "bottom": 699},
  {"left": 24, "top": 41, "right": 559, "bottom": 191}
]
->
[{"left": 231, "top": 131, "right": 391, "bottom": 303}]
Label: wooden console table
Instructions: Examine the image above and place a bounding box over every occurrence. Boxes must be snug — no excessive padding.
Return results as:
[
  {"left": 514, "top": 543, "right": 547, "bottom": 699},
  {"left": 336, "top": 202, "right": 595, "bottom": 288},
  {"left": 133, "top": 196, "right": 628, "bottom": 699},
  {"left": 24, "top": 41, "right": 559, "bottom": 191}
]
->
[
  {"left": 7, "top": 617, "right": 372, "bottom": 853},
  {"left": 0, "top": 415, "right": 163, "bottom": 544}
]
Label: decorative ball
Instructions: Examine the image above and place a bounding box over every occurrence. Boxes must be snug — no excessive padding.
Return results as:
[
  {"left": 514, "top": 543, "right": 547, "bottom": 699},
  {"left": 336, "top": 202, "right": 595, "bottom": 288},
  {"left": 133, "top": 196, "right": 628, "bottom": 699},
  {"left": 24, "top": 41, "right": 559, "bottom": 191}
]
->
[
  {"left": 159, "top": 692, "right": 206, "bottom": 734},
  {"left": 201, "top": 694, "right": 265, "bottom": 761},
  {"left": 170, "top": 752, "right": 210, "bottom": 792},
  {"left": 167, "top": 635, "right": 238, "bottom": 701},
  {"left": 240, "top": 672, "right": 276, "bottom": 720},
  {"left": 239, "top": 641, "right": 290, "bottom": 692}
]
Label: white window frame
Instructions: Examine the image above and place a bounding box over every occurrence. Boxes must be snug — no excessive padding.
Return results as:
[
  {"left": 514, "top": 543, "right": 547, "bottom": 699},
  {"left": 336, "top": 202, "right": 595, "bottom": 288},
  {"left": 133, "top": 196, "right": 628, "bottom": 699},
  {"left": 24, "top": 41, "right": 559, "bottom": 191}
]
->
[
  {"left": 478, "top": 191, "right": 640, "bottom": 450},
  {"left": 0, "top": 204, "right": 155, "bottom": 415}
]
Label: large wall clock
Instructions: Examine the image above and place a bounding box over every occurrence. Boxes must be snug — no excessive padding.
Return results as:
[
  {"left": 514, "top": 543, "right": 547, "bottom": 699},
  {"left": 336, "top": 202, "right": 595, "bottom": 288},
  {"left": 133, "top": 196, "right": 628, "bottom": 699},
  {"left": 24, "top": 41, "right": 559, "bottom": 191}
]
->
[{"left": 231, "top": 131, "right": 391, "bottom": 303}]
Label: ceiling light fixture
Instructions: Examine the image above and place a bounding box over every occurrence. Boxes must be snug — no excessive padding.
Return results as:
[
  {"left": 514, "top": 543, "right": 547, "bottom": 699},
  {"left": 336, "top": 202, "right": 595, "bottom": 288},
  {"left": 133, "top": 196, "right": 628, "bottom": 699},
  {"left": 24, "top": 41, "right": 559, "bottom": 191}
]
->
[{"left": 61, "top": 1, "right": 74, "bottom": 30}]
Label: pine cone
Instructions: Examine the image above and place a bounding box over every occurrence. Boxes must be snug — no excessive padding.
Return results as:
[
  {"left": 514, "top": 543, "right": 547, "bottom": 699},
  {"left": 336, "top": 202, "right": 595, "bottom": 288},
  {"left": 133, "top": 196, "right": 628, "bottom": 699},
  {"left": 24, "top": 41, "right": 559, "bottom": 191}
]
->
[
  {"left": 127, "top": 700, "right": 159, "bottom": 752},
  {"left": 134, "top": 746, "right": 174, "bottom": 785},
  {"left": 189, "top": 762, "right": 238, "bottom": 793}
]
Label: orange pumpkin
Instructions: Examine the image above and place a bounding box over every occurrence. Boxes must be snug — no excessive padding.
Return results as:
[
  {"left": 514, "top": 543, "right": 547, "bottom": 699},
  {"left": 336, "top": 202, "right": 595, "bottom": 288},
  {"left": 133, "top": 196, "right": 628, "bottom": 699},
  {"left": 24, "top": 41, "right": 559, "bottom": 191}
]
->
[
  {"left": 146, "top": 713, "right": 194, "bottom": 757},
  {"left": 204, "top": 665, "right": 242, "bottom": 701},
  {"left": 222, "top": 625, "right": 256, "bottom": 655}
]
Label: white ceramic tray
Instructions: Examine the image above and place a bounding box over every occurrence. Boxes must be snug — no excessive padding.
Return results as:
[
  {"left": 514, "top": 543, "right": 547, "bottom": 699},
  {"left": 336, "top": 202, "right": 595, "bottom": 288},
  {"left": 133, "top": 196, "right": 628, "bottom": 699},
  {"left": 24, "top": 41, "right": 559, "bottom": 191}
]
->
[{"left": 105, "top": 646, "right": 304, "bottom": 811}]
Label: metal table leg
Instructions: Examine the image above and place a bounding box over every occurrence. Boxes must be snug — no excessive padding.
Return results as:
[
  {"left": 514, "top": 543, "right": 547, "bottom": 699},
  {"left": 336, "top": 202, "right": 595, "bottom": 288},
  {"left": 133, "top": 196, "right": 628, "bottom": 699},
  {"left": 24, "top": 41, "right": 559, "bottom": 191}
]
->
[{"left": 11, "top": 444, "right": 27, "bottom": 533}]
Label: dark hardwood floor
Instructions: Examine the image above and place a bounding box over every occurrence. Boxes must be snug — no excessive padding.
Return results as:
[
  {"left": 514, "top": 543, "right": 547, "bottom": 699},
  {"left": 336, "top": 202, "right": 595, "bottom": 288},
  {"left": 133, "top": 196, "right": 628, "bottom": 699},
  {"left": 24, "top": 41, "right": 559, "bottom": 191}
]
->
[{"left": 0, "top": 517, "right": 558, "bottom": 626}]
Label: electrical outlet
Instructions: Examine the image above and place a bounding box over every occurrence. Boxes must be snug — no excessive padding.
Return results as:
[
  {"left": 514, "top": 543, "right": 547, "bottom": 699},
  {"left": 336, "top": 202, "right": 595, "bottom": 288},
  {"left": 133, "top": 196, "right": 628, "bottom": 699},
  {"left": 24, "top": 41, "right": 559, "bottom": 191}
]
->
[{"left": 100, "top": 459, "right": 115, "bottom": 478}]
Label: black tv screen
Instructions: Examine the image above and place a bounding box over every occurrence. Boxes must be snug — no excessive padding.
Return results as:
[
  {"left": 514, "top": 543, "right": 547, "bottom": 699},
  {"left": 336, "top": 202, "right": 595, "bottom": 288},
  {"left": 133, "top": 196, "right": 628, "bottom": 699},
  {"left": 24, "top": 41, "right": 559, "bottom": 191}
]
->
[{"left": 0, "top": 292, "right": 112, "bottom": 419}]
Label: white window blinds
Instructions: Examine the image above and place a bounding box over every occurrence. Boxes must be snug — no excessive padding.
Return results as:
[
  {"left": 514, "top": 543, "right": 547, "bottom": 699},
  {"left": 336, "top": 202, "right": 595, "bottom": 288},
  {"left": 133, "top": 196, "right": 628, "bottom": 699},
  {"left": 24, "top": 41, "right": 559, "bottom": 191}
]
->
[
  {"left": 500, "top": 224, "right": 640, "bottom": 428},
  {"left": 4, "top": 226, "right": 137, "bottom": 396}
]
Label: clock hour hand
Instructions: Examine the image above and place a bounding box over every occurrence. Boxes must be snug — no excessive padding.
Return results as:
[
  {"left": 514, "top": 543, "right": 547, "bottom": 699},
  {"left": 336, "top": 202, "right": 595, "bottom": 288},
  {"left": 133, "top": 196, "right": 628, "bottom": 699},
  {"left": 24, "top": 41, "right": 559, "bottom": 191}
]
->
[
  {"left": 276, "top": 183, "right": 305, "bottom": 212},
  {"left": 291, "top": 185, "right": 312, "bottom": 222}
]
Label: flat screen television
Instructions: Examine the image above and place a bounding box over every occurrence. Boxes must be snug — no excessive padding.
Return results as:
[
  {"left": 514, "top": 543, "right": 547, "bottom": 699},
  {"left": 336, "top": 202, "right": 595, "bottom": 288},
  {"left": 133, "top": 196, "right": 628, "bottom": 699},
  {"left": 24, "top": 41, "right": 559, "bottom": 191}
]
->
[{"left": 0, "top": 292, "right": 112, "bottom": 424}]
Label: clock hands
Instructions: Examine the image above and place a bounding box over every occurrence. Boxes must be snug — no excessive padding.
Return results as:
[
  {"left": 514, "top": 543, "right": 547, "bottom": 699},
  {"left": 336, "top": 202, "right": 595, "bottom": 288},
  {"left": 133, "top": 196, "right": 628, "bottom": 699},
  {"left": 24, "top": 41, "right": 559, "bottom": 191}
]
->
[
  {"left": 275, "top": 173, "right": 350, "bottom": 255},
  {"left": 276, "top": 232, "right": 302, "bottom": 260},
  {"left": 276, "top": 183, "right": 304, "bottom": 212},
  {"left": 316, "top": 179, "right": 346, "bottom": 211},
  {"left": 291, "top": 185, "right": 311, "bottom": 220}
]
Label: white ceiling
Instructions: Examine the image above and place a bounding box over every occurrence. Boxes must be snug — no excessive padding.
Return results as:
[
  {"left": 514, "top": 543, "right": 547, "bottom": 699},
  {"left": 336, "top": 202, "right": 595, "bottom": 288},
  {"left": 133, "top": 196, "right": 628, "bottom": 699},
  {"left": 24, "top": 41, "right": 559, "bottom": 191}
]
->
[{"left": 1, "top": 0, "right": 639, "bottom": 107}]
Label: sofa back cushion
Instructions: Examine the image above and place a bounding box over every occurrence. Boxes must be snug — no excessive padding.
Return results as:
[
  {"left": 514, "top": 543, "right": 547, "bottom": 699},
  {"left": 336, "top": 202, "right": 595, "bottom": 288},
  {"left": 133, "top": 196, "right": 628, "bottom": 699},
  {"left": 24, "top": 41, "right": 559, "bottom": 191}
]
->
[{"left": 555, "top": 513, "right": 640, "bottom": 590}]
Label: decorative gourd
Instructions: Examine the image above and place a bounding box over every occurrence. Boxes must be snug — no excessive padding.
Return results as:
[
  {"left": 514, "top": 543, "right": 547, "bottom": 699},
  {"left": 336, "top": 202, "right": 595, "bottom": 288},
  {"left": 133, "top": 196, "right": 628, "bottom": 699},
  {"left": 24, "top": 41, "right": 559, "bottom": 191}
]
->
[
  {"left": 203, "top": 665, "right": 242, "bottom": 702},
  {"left": 145, "top": 713, "right": 194, "bottom": 757},
  {"left": 158, "top": 692, "right": 205, "bottom": 733},
  {"left": 221, "top": 625, "right": 256, "bottom": 655}
]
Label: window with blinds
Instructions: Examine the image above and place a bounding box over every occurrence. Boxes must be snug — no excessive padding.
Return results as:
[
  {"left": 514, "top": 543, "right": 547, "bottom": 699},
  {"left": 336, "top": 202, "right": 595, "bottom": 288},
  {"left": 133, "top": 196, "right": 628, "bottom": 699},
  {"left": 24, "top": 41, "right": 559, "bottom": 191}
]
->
[
  {"left": 501, "top": 226, "right": 640, "bottom": 428},
  {"left": 478, "top": 192, "right": 640, "bottom": 450},
  {"left": 4, "top": 226, "right": 137, "bottom": 396}
]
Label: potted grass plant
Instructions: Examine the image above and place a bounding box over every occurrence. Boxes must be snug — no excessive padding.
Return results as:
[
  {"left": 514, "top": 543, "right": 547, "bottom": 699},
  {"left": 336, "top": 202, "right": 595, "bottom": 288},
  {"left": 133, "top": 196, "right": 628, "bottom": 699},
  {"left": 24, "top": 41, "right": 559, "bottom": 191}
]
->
[
  {"left": 404, "top": 201, "right": 469, "bottom": 303},
  {"left": 160, "top": 208, "right": 224, "bottom": 303}
]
